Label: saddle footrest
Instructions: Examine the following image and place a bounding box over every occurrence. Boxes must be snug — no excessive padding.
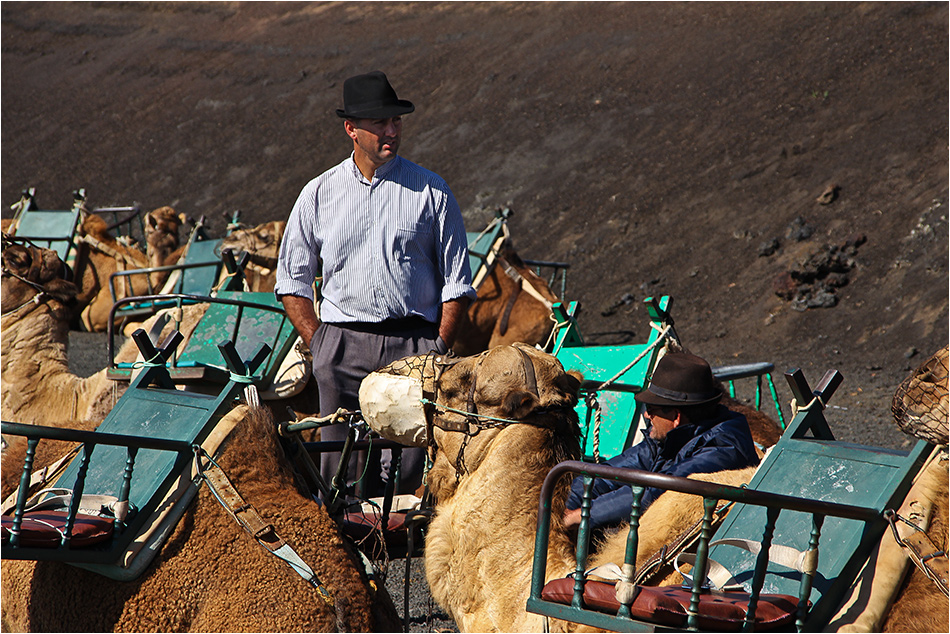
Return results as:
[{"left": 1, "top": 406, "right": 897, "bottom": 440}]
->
[
  {"left": 540, "top": 577, "right": 800, "bottom": 631},
  {"left": 1, "top": 511, "right": 114, "bottom": 548}
]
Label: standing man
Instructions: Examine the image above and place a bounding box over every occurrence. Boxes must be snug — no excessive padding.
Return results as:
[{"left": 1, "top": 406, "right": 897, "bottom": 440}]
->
[
  {"left": 563, "top": 351, "right": 760, "bottom": 531},
  {"left": 276, "top": 70, "right": 475, "bottom": 500}
]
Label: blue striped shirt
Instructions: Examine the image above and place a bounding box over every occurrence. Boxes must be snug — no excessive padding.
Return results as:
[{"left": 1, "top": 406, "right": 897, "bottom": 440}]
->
[{"left": 275, "top": 154, "right": 475, "bottom": 324}]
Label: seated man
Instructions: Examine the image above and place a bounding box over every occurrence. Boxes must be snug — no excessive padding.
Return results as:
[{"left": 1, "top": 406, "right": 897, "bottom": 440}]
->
[{"left": 564, "top": 351, "right": 760, "bottom": 531}]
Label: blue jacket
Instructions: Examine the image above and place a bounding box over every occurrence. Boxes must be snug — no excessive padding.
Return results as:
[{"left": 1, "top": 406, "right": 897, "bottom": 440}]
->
[{"left": 567, "top": 405, "right": 759, "bottom": 530}]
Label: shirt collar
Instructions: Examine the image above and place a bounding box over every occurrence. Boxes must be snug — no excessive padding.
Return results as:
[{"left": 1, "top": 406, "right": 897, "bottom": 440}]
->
[{"left": 348, "top": 153, "right": 400, "bottom": 185}]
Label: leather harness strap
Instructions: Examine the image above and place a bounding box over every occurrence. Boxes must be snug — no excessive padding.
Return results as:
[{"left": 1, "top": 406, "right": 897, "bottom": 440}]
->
[
  {"left": 194, "top": 448, "right": 335, "bottom": 607},
  {"left": 886, "top": 509, "right": 950, "bottom": 598}
]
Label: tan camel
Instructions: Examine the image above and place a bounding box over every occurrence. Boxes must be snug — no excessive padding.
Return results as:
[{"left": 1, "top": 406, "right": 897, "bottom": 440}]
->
[
  {"left": 73, "top": 207, "right": 184, "bottom": 332},
  {"left": 878, "top": 345, "right": 949, "bottom": 633},
  {"left": 1, "top": 403, "right": 401, "bottom": 632},
  {"left": 454, "top": 244, "right": 559, "bottom": 356},
  {"left": 401, "top": 344, "right": 941, "bottom": 632},
  {"left": 220, "top": 220, "right": 286, "bottom": 292},
  {"left": 1, "top": 241, "right": 119, "bottom": 428}
]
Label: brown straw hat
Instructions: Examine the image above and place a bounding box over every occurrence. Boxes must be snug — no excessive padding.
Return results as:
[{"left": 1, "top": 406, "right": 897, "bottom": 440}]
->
[{"left": 635, "top": 352, "right": 723, "bottom": 407}]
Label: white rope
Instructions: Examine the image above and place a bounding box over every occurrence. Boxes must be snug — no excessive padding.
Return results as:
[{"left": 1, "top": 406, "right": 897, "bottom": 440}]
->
[
  {"left": 587, "top": 323, "right": 672, "bottom": 462},
  {"left": 790, "top": 394, "right": 825, "bottom": 417},
  {"left": 594, "top": 323, "right": 672, "bottom": 391}
]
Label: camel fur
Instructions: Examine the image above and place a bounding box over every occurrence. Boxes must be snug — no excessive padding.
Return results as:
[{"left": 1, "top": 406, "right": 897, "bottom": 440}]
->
[
  {"left": 73, "top": 208, "right": 184, "bottom": 332},
  {"left": 454, "top": 244, "right": 558, "bottom": 356},
  {"left": 421, "top": 343, "right": 583, "bottom": 632},
  {"left": 1, "top": 242, "right": 117, "bottom": 427},
  {"left": 1, "top": 403, "right": 401, "bottom": 632},
  {"left": 416, "top": 343, "right": 782, "bottom": 632},
  {"left": 879, "top": 346, "right": 950, "bottom": 633}
]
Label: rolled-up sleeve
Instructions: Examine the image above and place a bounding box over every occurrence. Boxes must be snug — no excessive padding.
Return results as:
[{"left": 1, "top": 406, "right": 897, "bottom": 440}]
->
[
  {"left": 436, "top": 187, "right": 477, "bottom": 303},
  {"left": 275, "top": 180, "right": 321, "bottom": 301}
]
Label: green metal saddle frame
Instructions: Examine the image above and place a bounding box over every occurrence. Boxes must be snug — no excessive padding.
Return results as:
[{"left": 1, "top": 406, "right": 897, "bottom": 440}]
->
[
  {"left": 549, "top": 296, "right": 786, "bottom": 462},
  {"left": 109, "top": 221, "right": 246, "bottom": 324},
  {"left": 467, "top": 208, "right": 509, "bottom": 290},
  {"left": 551, "top": 296, "right": 674, "bottom": 461},
  {"left": 1, "top": 330, "right": 269, "bottom": 578},
  {"left": 106, "top": 290, "right": 298, "bottom": 388},
  {"left": 6, "top": 188, "right": 85, "bottom": 265},
  {"left": 526, "top": 367, "right": 931, "bottom": 632}
]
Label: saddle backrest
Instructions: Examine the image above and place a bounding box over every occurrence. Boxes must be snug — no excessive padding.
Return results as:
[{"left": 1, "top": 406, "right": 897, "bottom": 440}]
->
[
  {"left": 554, "top": 296, "right": 673, "bottom": 460},
  {"left": 9, "top": 202, "right": 83, "bottom": 265},
  {"left": 706, "top": 370, "right": 931, "bottom": 628}
]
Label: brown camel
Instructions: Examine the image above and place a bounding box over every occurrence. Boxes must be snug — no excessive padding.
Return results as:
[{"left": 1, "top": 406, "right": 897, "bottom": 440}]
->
[
  {"left": 390, "top": 344, "right": 759, "bottom": 632},
  {"left": 1, "top": 403, "right": 401, "bottom": 632},
  {"left": 73, "top": 207, "right": 184, "bottom": 332},
  {"left": 454, "top": 243, "right": 559, "bottom": 356},
  {"left": 220, "top": 220, "right": 286, "bottom": 292}
]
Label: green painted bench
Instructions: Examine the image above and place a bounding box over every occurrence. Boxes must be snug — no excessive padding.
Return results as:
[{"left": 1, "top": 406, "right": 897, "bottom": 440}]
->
[
  {"left": 5, "top": 187, "right": 84, "bottom": 265},
  {"left": 2, "top": 329, "right": 268, "bottom": 579},
  {"left": 526, "top": 367, "right": 931, "bottom": 632},
  {"left": 467, "top": 208, "right": 509, "bottom": 289},
  {"left": 106, "top": 291, "right": 299, "bottom": 393},
  {"left": 552, "top": 296, "right": 675, "bottom": 461},
  {"left": 109, "top": 220, "right": 247, "bottom": 324}
]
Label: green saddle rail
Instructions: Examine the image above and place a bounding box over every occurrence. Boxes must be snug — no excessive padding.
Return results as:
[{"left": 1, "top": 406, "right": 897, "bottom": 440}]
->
[
  {"left": 106, "top": 291, "right": 297, "bottom": 387},
  {"left": 1, "top": 330, "right": 269, "bottom": 576},
  {"left": 467, "top": 209, "right": 509, "bottom": 288},
  {"left": 553, "top": 296, "right": 674, "bottom": 461},
  {"left": 526, "top": 367, "right": 931, "bottom": 632},
  {"left": 550, "top": 297, "right": 787, "bottom": 460},
  {"left": 6, "top": 187, "right": 84, "bottom": 265}
]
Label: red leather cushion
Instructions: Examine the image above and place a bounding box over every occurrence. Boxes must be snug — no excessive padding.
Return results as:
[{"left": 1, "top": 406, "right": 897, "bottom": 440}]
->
[
  {"left": 1, "top": 511, "right": 114, "bottom": 548},
  {"left": 541, "top": 577, "right": 801, "bottom": 631}
]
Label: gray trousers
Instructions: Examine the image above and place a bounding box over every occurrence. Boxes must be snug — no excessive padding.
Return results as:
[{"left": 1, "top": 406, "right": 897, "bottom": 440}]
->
[{"left": 310, "top": 319, "right": 438, "bottom": 500}]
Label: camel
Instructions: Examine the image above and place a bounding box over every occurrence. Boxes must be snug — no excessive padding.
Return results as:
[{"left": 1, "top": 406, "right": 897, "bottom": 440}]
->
[
  {"left": 73, "top": 207, "right": 185, "bottom": 332},
  {"left": 220, "top": 219, "right": 286, "bottom": 292},
  {"left": 383, "top": 344, "right": 945, "bottom": 632},
  {"left": 879, "top": 345, "right": 949, "bottom": 633},
  {"left": 389, "top": 344, "right": 761, "bottom": 632},
  {"left": 454, "top": 243, "right": 560, "bottom": 356},
  {"left": 1, "top": 402, "right": 401, "bottom": 632},
  {"left": 1, "top": 241, "right": 119, "bottom": 428}
]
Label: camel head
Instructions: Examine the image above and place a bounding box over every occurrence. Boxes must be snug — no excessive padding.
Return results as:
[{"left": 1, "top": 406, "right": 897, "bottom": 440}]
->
[
  {"left": 221, "top": 220, "right": 286, "bottom": 269},
  {"left": 1, "top": 241, "right": 78, "bottom": 320},
  {"left": 426, "top": 343, "right": 582, "bottom": 501},
  {"left": 892, "top": 345, "right": 949, "bottom": 445},
  {"left": 145, "top": 206, "right": 184, "bottom": 255}
]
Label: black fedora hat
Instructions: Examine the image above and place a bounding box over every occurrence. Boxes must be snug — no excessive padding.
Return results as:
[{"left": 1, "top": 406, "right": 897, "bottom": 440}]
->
[
  {"left": 635, "top": 352, "right": 723, "bottom": 407},
  {"left": 335, "top": 70, "right": 415, "bottom": 119}
]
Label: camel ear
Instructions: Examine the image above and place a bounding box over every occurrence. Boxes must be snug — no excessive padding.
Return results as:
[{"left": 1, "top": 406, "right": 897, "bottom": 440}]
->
[
  {"left": 562, "top": 370, "right": 583, "bottom": 396},
  {"left": 147, "top": 214, "right": 157, "bottom": 229},
  {"left": 502, "top": 390, "right": 541, "bottom": 420},
  {"left": 43, "top": 278, "right": 79, "bottom": 304}
]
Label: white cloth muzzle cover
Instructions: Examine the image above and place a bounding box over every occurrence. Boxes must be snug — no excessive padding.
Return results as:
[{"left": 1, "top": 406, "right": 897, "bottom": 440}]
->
[{"left": 358, "top": 372, "right": 428, "bottom": 447}]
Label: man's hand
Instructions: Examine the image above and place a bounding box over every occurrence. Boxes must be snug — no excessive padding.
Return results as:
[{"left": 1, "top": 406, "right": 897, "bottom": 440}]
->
[
  {"left": 280, "top": 294, "right": 321, "bottom": 346},
  {"left": 563, "top": 507, "right": 583, "bottom": 529}
]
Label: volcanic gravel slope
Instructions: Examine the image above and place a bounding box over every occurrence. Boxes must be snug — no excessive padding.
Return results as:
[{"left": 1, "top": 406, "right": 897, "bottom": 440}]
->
[{"left": 3, "top": 2, "right": 947, "bottom": 449}]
